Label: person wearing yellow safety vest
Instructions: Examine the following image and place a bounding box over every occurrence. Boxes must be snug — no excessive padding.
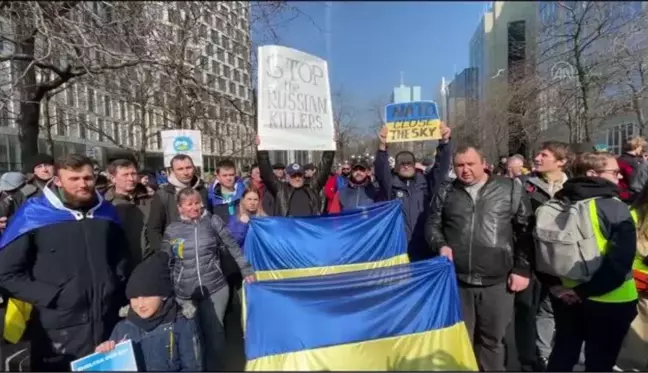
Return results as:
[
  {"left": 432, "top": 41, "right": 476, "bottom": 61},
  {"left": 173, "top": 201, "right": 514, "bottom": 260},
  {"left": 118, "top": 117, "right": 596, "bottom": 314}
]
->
[
  {"left": 543, "top": 152, "right": 638, "bottom": 372},
  {"left": 616, "top": 188, "right": 648, "bottom": 371}
]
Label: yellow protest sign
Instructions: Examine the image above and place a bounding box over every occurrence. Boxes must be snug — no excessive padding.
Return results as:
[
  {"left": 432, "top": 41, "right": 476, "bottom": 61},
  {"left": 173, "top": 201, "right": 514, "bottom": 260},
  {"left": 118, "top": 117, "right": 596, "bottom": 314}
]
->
[{"left": 384, "top": 101, "right": 441, "bottom": 143}]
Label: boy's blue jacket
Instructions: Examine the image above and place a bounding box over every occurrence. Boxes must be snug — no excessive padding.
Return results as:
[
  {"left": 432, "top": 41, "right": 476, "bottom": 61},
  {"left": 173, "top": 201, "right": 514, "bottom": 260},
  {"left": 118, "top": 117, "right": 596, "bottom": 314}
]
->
[
  {"left": 109, "top": 314, "right": 202, "bottom": 372},
  {"left": 208, "top": 177, "right": 246, "bottom": 223}
]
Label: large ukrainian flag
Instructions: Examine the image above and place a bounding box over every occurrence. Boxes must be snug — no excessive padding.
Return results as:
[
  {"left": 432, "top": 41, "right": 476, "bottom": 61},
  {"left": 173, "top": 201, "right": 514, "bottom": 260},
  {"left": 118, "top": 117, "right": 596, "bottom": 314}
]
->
[
  {"left": 244, "top": 201, "right": 409, "bottom": 280},
  {"left": 244, "top": 257, "right": 478, "bottom": 371}
]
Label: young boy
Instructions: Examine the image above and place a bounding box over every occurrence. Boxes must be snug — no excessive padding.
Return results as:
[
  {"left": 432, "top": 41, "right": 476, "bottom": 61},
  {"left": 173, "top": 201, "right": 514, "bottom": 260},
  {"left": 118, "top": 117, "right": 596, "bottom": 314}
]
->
[{"left": 95, "top": 253, "right": 202, "bottom": 372}]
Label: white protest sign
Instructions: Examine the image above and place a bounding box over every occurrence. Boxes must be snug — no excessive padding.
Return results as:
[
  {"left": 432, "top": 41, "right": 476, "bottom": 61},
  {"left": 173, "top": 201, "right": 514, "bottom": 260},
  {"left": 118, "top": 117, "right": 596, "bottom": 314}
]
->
[
  {"left": 257, "top": 45, "right": 336, "bottom": 151},
  {"left": 161, "top": 130, "right": 203, "bottom": 168}
]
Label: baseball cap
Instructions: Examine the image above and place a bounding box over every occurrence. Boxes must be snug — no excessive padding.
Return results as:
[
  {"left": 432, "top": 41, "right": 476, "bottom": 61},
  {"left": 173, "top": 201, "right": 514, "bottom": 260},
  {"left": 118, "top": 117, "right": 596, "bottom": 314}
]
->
[
  {"left": 352, "top": 159, "right": 370, "bottom": 170},
  {"left": 0, "top": 172, "right": 26, "bottom": 192},
  {"left": 395, "top": 151, "right": 416, "bottom": 168},
  {"left": 272, "top": 163, "right": 285, "bottom": 170},
  {"left": 303, "top": 163, "right": 316, "bottom": 171},
  {"left": 286, "top": 163, "right": 304, "bottom": 176}
]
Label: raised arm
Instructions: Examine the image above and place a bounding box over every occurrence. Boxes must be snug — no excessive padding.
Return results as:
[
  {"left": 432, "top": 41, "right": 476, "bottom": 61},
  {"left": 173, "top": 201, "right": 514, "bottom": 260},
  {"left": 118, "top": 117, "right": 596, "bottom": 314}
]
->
[
  {"left": 425, "top": 124, "right": 453, "bottom": 197},
  {"left": 374, "top": 126, "right": 393, "bottom": 199},
  {"left": 256, "top": 150, "right": 281, "bottom": 197},
  {"left": 312, "top": 151, "right": 336, "bottom": 192}
]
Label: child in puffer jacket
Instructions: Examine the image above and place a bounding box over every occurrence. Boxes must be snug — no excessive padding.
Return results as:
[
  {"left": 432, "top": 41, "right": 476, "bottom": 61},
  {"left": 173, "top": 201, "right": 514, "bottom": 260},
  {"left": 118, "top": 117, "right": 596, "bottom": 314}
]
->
[{"left": 95, "top": 252, "right": 202, "bottom": 372}]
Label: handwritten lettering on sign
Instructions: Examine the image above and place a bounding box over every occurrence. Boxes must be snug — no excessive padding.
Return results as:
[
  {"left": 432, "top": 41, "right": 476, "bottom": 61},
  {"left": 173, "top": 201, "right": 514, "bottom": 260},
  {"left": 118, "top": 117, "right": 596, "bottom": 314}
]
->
[{"left": 384, "top": 101, "right": 441, "bottom": 143}]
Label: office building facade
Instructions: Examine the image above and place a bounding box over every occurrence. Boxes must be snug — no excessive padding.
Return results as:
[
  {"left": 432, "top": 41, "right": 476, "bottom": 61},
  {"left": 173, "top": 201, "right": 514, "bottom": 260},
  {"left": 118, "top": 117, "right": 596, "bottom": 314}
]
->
[{"left": 0, "top": 1, "right": 254, "bottom": 172}]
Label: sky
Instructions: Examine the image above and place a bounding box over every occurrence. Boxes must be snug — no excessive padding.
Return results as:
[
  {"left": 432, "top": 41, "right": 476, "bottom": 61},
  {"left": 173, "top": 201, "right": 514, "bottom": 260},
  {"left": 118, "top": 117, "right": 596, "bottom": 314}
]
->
[{"left": 257, "top": 1, "right": 487, "bottom": 129}]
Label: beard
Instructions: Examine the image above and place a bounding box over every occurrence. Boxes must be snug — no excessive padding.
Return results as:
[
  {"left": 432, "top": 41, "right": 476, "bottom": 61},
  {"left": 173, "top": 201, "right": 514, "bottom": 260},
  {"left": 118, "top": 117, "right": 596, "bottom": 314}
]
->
[
  {"left": 61, "top": 187, "right": 95, "bottom": 207},
  {"left": 341, "top": 171, "right": 351, "bottom": 177}
]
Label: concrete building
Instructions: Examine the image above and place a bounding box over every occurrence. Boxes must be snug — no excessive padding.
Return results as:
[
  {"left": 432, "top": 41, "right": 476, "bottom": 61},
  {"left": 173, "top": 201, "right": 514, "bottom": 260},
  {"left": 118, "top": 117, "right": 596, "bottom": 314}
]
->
[
  {"left": 468, "top": 1, "right": 539, "bottom": 159},
  {"left": 391, "top": 73, "right": 422, "bottom": 104},
  {"left": 447, "top": 68, "right": 478, "bottom": 130},
  {"left": 0, "top": 2, "right": 254, "bottom": 172},
  {"left": 434, "top": 77, "right": 449, "bottom": 124}
]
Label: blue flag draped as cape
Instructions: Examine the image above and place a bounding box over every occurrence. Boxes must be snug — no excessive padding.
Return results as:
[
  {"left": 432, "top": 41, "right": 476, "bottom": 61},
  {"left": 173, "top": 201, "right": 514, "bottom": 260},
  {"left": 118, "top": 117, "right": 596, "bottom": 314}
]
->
[{"left": 0, "top": 187, "right": 121, "bottom": 249}]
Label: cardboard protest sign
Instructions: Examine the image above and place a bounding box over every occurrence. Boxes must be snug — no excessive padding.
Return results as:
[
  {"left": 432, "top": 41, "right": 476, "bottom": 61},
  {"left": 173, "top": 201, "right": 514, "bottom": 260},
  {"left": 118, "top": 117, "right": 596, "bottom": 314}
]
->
[
  {"left": 162, "top": 130, "right": 203, "bottom": 168},
  {"left": 384, "top": 101, "right": 441, "bottom": 143},
  {"left": 257, "top": 45, "right": 335, "bottom": 151},
  {"left": 70, "top": 340, "right": 137, "bottom": 371}
]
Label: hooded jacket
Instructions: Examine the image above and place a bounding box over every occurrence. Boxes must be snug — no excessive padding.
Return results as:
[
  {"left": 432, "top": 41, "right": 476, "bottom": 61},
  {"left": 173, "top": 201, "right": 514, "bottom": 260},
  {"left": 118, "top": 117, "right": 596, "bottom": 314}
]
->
[
  {"left": 208, "top": 177, "right": 246, "bottom": 223},
  {"left": 543, "top": 177, "right": 636, "bottom": 299},
  {"left": 374, "top": 141, "right": 452, "bottom": 260},
  {"left": 162, "top": 211, "right": 253, "bottom": 300},
  {"left": 147, "top": 175, "right": 210, "bottom": 253},
  {"left": 337, "top": 178, "right": 380, "bottom": 211},
  {"left": 0, "top": 185, "right": 129, "bottom": 362}
]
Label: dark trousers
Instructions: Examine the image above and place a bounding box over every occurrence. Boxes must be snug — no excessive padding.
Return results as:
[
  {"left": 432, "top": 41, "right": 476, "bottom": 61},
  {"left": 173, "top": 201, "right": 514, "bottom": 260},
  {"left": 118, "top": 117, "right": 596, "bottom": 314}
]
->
[
  {"left": 547, "top": 296, "right": 637, "bottom": 372},
  {"left": 459, "top": 282, "right": 515, "bottom": 372},
  {"left": 513, "top": 275, "right": 542, "bottom": 371}
]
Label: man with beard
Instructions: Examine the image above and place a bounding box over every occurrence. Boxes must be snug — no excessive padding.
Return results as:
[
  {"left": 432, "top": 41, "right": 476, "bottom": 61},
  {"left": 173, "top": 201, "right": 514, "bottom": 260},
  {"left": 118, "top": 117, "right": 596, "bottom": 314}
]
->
[
  {"left": 374, "top": 123, "right": 452, "bottom": 261},
  {"left": 256, "top": 138, "right": 335, "bottom": 217},
  {"left": 105, "top": 158, "right": 153, "bottom": 266},
  {"left": 0, "top": 154, "right": 129, "bottom": 371},
  {"left": 333, "top": 159, "right": 379, "bottom": 212},
  {"left": 147, "top": 154, "right": 210, "bottom": 252}
]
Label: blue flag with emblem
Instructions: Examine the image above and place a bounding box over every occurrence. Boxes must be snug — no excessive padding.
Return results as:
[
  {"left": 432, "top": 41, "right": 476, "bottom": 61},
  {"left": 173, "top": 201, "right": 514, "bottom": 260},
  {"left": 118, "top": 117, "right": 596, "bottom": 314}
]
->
[
  {"left": 244, "top": 258, "right": 478, "bottom": 371},
  {"left": 243, "top": 200, "right": 409, "bottom": 280},
  {"left": 0, "top": 187, "right": 121, "bottom": 249}
]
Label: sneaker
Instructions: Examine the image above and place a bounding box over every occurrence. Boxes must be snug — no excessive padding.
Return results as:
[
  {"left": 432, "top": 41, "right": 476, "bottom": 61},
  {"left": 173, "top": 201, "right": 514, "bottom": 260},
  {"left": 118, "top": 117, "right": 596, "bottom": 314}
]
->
[{"left": 613, "top": 365, "right": 624, "bottom": 372}]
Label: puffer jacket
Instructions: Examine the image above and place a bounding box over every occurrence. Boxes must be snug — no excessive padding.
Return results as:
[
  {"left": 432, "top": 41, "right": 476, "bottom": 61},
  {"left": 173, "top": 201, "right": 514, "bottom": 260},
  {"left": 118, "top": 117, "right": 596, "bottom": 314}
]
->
[
  {"left": 256, "top": 150, "right": 335, "bottom": 217},
  {"left": 162, "top": 211, "right": 253, "bottom": 300},
  {"left": 425, "top": 175, "right": 533, "bottom": 286}
]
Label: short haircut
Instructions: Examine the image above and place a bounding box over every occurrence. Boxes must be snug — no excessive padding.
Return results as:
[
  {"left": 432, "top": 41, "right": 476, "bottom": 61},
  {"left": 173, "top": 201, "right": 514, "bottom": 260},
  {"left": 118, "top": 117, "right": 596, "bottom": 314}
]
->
[
  {"left": 454, "top": 144, "right": 485, "bottom": 162},
  {"left": 216, "top": 159, "right": 236, "bottom": 174},
  {"left": 170, "top": 154, "right": 194, "bottom": 169},
  {"left": 55, "top": 154, "right": 94, "bottom": 175},
  {"left": 541, "top": 141, "right": 573, "bottom": 166},
  {"left": 570, "top": 151, "right": 616, "bottom": 177},
  {"left": 107, "top": 158, "right": 137, "bottom": 175},
  {"left": 250, "top": 163, "right": 259, "bottom": 171},
  {"left": 176, "top": 187, "right": 201, "bottom": 205},
  {"left": 508, "top": 154, "right": 525, "bottom": 164},
  {"left": 624, "top": 136, "right": 648, "bottom": 152}
]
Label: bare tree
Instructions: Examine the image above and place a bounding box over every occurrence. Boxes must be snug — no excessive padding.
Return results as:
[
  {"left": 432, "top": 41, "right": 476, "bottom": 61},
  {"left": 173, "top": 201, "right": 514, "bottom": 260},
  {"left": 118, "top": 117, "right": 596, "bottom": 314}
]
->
[
  {"left": 0, "top": 1, "right": 159, "bottom": 161},
  {"left": 536, "top": 1, "right": 637, "bottom": 142}
]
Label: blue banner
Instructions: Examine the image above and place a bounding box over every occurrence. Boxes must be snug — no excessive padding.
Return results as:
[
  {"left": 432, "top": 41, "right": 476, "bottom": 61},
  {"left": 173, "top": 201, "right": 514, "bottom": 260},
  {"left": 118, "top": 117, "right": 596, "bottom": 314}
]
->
[
  {"left": 244, "top": 201, "right": 409, "bottom": 280},
  {"left": 244, "top": 258, "right": 478, "bottom": 371},
  {"left": 71, "top": 340, "right": 138, "bottom": 371}
]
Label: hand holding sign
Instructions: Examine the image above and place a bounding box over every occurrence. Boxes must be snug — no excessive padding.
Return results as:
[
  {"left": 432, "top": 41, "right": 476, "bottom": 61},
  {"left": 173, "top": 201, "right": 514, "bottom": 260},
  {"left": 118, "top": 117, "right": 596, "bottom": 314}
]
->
[{"left": 439, "top": 122, "right": 451, "bottom": 144}]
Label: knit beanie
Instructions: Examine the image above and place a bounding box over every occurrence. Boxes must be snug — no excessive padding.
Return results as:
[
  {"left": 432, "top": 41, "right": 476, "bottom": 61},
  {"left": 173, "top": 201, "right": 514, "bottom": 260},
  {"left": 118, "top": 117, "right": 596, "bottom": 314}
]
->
[
  {"left": 24, "top": 153, "right": 54, "bottom": 174},
  {"left": 125, "top": 252, "right": 173, "bottom": 299}
]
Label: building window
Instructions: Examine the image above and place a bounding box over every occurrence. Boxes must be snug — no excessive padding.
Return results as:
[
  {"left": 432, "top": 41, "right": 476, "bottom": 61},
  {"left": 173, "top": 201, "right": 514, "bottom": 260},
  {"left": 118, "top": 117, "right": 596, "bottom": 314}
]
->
[
  {"left": 222, "top": 37, "right": 230, "bottom": 50},
  {"left": 78, "top": 114, "right": 86, "bottom": 139},
  {"left": 233, "top": 70, "right": 241, "bottom": 82},
  {"left": 228, "top": 52, "right": 234, "bottom": 66},
  {"left": 212, "top": 61, "right": 220, "bottom": 75},
  {"left": 104, "top": 95, "right": 111, "bottom": 116},
  {"left": 97, "top": 118, "right": 104, "bottom": 142},
  {"left": 120, "top": 101, "right": 126, "bottom": 120},
  {"left": 0, "top": 105, "right": 8, "bottom": 127},
  {"left": 206, "top": 44, "right": 214, "bottom": 56},
  {"left": 216, "top": 48, "right": 225, "bottom": 62},
  {"left": 219, "top": 77, "right": 226, "bottom": 91},
  {"left": 223, "top": 65, "right": 230, "bottom": 79},
  {"left": 211, "top": 30, "right": 219, "bottom": 45},
  {"left": 87, "top": 88, "right": 95, "bottom": 113},
  {"left": 239, "top": 85, "right": 246, "bottom": 98},
  {"left": 229, "top": 82, "right": 236, "bottom": 95},
  {"left": 56, "top": 108, "right": 65, "bottom": 135},
  {"left": 67, "top": 85, "right": 76, "bottom": 107},
  {"left": 607, "top": 123, "right": 638, "bottom": 154}
]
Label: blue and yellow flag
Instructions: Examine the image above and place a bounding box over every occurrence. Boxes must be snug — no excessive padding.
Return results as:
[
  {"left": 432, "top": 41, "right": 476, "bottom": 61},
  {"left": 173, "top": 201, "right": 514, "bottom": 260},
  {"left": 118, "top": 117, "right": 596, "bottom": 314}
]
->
[
  {"left": 244, "top": 258, "right": 478, "bottom": 371},
  {"left": 244, "top": 201, "right": 409, "bottom": 280}
]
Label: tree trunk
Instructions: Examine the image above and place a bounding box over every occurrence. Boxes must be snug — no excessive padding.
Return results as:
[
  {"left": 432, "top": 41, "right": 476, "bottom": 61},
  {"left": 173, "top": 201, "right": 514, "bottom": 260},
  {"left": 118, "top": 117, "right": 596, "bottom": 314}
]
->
[
  {"left": 15, "top": 28, "right": 41, "bottom": 164},
  {"left": 44, "top": 95, "right": 54, "bottom": 156}
]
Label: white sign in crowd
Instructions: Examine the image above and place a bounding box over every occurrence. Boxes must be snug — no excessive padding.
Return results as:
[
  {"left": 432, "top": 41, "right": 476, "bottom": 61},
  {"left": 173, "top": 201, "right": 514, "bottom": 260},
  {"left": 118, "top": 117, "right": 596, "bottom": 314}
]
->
[
  {"left": 161, "top": 129, "right": 204, "bottom": 168},
  {"left": 257, "top": 45, "right": 336, "bottom": 151}
]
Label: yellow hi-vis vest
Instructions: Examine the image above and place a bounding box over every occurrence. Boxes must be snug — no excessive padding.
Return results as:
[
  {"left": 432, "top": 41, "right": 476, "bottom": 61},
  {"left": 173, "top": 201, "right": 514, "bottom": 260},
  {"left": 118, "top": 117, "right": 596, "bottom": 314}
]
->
[
  {"left": 629, "top": 209, "right": 648, "bottom": 276},
  {"left": 561, "top": 199, "right": 638, "bottom": 303}
]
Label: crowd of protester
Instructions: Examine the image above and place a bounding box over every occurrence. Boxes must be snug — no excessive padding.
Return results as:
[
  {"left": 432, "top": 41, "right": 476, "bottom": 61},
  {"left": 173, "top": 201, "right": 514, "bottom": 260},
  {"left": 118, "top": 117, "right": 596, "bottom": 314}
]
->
[{"left": 0, "top": 124, "right": 646, "bottom": 372}]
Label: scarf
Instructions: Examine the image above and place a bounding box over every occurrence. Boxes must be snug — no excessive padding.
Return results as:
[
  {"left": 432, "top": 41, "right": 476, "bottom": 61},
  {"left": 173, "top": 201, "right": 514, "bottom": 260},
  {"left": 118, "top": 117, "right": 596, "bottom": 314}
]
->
[
  {"left": 168, "top": 174, "right": 193, "bottom": 192},
  {"left": 127, "top": 297, "right": 178, "bottom": 332}
]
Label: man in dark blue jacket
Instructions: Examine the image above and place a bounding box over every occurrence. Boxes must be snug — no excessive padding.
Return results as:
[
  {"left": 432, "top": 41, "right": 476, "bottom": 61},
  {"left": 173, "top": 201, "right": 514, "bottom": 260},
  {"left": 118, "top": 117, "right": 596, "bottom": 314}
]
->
[
  {"left": 337, "top": 159, "right": 379, "bottom": 211},
  {"left": 374, "top": 123, "right": 452, "bottom": 261}
]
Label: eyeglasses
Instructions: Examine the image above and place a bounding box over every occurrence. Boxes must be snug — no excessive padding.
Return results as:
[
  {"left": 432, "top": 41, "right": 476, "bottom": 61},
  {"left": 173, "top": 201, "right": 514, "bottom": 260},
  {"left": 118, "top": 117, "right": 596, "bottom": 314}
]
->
[{"left": 597, "top": 169, "right": 621, "bottom": 176}]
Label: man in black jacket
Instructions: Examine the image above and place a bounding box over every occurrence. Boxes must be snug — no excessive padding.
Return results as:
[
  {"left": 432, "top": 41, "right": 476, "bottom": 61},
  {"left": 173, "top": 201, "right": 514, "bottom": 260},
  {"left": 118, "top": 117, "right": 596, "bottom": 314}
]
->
[
  {"left": 147, "top": 154, "right": 210, "bottom": 252},
  {"left": 0, "top": 154, "right": 129, "bottom": 371},
  {"left": 425, "top": 145, "right": 533, "bottom": 372},
  {"left": 256, "top": 140, "right": 334, "bottom": 217}
]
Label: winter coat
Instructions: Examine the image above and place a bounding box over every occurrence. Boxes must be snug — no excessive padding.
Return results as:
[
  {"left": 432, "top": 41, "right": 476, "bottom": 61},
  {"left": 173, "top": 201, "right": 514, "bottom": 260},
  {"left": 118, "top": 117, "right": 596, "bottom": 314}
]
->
[
  {"left": 147, "top": 176, "right": 210, "bottom": 253},
  {"left": 374, "top": 141, "right": 452, "bottom": 260},
  {"left": 109, "top": 310, "right": 201, "bottom": 371},
  {"left": 162, "top": 211, "right": 253, "bottom": 300},
  {"left": 425, "top": 176, "right": 533, "bottom": 286},
  {"left": 208, "top": 178, "right": 246, "bottom": 223}
]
